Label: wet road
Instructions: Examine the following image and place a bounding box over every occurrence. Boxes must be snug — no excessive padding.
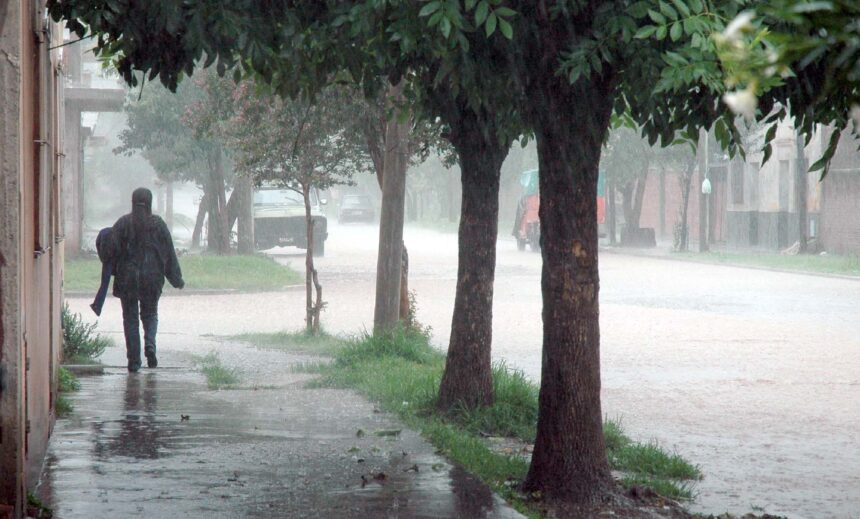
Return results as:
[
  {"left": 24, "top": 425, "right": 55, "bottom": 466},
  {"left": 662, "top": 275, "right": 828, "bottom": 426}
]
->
[{"left": 67, "top": 221, "right": 860, "bottom": 519}]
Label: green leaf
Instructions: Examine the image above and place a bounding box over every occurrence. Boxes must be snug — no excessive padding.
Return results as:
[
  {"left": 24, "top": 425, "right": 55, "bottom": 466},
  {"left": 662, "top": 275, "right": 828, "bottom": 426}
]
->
[
  {"left": 475, "top": 1, "right": 489, "bottom": 25},
  {"left": 465, "top": 0, "right": 477, "bottom": 9},
  {"left": 658, "top": 1, "right": 677, "bottom": 21},
  {"left": 419, "top": 1, "right": 441, "bottom": 18},
  {"left": 670, "top": 21, "right": 682, "bottom": 41},
  {"left": 634, "top": 25, "right": 657, "bottom": 39},
  {"left": 648, "top": 9, "right": 666, "bottom": 24},
  {"left": 498, "top": 18, "right": 513, "bottom": 39},
  {"left": 495, "top": 6, "right": 517, "bottom": 17},
  {"left": 671, "top": 0, "right": 690, "bottom": 17},
  {"left": 688, "top": 0, "right": 703, "bottom": 12},
  {"left": 485, "top": 12, "right": 497, "bottom": 36},
  {"left": 440, "top": 16, "right": 451, "bottom": 38},
  {"left": 655, "top": 25, "right": 667, "bottom": 40}
]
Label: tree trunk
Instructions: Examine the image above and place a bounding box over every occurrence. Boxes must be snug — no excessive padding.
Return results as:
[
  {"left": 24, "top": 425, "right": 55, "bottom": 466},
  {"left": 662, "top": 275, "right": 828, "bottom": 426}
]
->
[
  {"left": 658, "top": 168, "right": 666, "bottom": 238},
  {"left": 521, "top": 77, "right": 614, "bottom": 503},
  {"left": 302, "top": 181, "right": 322, "bottom": 334},
  {"left": 373, "top": 81, "right": 409, "bottom": 334},
  {"left": 436, "top": 110, "right": 508, "bottom": 411},
  {"left": 795, "top": 130, "right": 808, "bottom": 253},
  {"left": 607, "top": 179, "right": 616, "bottom": 246},
  {"left": 166, "top": 180, "right": 174, "bottom": 233},
  {"left": 676, "top": 157, "right": 695, "bottom": 252},
  {"left": 698, "top": 128, "right": 709, "bottom": 252},
  {"left": 192, "top": 193, "right": 207, "bottom": 250},
  {"left": 631, "top": 166, "right": 649, "bottom": 230},
  {"left": 205, "top": 148, "right": 231, "bottom": 255},
  {"left": 236, "top": 175, "right": 255, "bottom": 255}
]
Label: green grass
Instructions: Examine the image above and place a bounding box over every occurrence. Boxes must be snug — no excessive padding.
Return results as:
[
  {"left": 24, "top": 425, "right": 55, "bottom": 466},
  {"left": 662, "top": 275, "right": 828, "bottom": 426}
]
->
[
  {"left": 674, "top": 250, "right": 860, "bottom": 277},
  {"left": 194, "top": 352, "right": 241, "bottom": 389},
  {"left": 239, "top": 326, "right": 699, "bottom": 508},
  {"left": 55, "top": 395, "right": 74, "bottom": 417},
  {"left": 231, "top": 329, "right": 344, "bottom": 356},
  {"left": 63, "top": 254, "right": 302, "bottom": 293}
]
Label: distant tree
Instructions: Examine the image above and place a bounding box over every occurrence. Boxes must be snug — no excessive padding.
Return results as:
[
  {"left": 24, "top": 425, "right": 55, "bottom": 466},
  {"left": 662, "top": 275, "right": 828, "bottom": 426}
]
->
[
  {"left": 225, "top": 82, "right": 371, "bottom": 333},
  {"left": 116, "top": 77, "right": 236, "bottom": 254}
]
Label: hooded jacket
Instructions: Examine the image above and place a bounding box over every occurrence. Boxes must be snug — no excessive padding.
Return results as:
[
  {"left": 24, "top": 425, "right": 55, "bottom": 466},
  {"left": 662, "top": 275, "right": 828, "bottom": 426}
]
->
[{"left": 111, "top": 189, "right": 183, "bottom": 298}]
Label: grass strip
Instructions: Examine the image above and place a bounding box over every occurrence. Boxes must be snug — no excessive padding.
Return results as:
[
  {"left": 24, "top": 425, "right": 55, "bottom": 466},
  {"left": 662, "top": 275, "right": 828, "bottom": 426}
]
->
[
  {"left": 231, "top": 329, "right": 343, "bottom": 356},
  {"left": 672, "top": 251, "right": 860, "bottom": 277},
  {"left": 194, "top": 352, "right": 241, "bottom": 389},
  {"left": 56, "top": 367, "right": 80, "bottom": 417},
  {"left": 64, "top": 254, "right": 301, "bottom": 293},
  {"left": 249, "top": 327, "right": 700, "bottom": 507}
]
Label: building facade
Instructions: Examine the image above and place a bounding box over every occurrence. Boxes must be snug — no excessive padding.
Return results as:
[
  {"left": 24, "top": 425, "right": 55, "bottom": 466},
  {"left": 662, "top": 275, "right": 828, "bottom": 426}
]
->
[{"left": 0, "top": 1, "right": 65, "bottom": 517}]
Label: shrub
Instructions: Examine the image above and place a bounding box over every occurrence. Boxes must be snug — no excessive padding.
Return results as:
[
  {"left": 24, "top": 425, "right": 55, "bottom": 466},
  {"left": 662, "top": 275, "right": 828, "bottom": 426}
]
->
[{"left": 62, "top": 303, "right": 111, "bottom": 362}]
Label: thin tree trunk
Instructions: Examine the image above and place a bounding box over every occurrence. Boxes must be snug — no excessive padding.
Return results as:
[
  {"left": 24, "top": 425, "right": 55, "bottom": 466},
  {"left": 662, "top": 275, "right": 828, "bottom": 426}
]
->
[
  {"left": 677, "top": 156, "right": 696, "bottom": 252},
  {"left": 607, "top": 179, "right": 617, "bottom": 246},
  {"left": 795, "top": 130, "right": 808, "bottom": 252},
  {"left": 302, "top": 181, "right": 322, "bottom": 334},
  {"left": 521, "top": 77, "right": 614, "bottom": 504},
  {"left": 192, "top": 193, "right": 207, "bottom": 250},
  {"left": 237, "top": 175, "right": 255, "bottom": 255},
  {"left": 166, "top": 180, "right": 174, "bottom": 233},
  {"left": 698, "top": 128, "right": 709, "bottom": 252},
  {"left": 214, "top": 148, "right": 230, "bottom": 254},
  {"left": 437, "top": 108, "right": 508, "bottom": 411},
  {"left": 373, "top": 81, "right": 409, "bottom": 334}
]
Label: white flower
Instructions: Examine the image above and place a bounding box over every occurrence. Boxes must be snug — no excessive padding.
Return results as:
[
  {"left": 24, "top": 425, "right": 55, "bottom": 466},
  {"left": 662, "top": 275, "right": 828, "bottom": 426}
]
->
[
  {"left": 723, "top": 11, "right": 755, "bottom": 42},
  {"left": 723, "top": 88, "right": 758, "bottom": 120},
  {"left": 851, "top": 105, "right": 860, "bottom": 130}
]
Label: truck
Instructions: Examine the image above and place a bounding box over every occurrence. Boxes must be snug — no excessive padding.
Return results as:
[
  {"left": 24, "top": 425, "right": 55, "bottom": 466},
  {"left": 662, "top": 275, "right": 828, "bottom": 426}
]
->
[{"left": 253, "top": 187, "right": 328, "bottom": 256}]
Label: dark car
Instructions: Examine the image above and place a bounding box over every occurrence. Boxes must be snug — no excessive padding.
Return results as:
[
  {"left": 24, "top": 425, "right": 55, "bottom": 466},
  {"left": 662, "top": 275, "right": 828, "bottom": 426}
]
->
[{"left": 338, "top": 194, "right": 375, "bottom": 223}]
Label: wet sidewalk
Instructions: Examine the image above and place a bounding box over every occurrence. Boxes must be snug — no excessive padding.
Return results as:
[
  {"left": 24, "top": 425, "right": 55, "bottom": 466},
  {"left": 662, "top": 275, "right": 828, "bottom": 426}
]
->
[{"left": 38, "top": 351, "right": 524, "bottom": 518}]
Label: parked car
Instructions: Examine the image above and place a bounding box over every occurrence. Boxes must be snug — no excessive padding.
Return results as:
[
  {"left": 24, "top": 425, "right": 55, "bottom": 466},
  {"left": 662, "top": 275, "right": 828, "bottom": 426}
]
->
[
  {"left": 337, "top": 194, "right": 375, "bottom": 223},
  {"left": 253, "top": 187, "right": 327, "bottom": 256}
]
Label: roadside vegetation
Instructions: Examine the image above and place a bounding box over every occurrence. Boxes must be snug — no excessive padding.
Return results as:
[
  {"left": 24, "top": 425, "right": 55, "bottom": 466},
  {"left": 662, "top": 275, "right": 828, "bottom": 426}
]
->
[
  {"left": 194, "top": 352, "right": 241, "bottom": 389},
  {"left": 244, "top": 327, "right": 701, "bottom": 510},
  {"left": 56, "top": 367, "right": 80, "bottom": 417},
  {"left": 676, "top": 251, "right": 860, "bottom": 277},
  {"left": 62, "top": 303, "right": 112, "bottom": 363},
  {"left": 63, "top": 254, "right": 301, "bottom": 293}
]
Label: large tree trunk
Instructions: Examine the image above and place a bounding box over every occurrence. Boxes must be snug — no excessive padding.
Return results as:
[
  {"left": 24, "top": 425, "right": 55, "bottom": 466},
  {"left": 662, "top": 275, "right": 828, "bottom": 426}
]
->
[
  {"left": 437, "top": 109, "right": 509, "bottom": 411},
  {"left": 521, "top": 77, "right": 615, "bottom": 503},
  {"left": 365, "top": 99, "right": 411, "bottom": 324},
  {"left": 204, "top": 148, "right": 231, "bottom": 255},
  {"left": 373, "top": 81, "right": 409, "bottom": 334}
]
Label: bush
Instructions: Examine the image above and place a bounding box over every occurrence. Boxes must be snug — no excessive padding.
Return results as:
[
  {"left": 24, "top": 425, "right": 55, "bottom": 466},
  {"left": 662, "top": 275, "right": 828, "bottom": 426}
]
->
[
  {"left": 58, "top": 367, "right": 80, "bottom": 392},
  {"left": 62, "top": 303, "right": 111, "bottom": 362}
]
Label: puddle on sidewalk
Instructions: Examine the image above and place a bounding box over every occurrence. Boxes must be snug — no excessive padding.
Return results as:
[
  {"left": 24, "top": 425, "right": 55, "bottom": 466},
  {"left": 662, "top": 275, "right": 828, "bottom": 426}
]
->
[{"left": 38, "top": 369, "right": 524, "bottom": 518}]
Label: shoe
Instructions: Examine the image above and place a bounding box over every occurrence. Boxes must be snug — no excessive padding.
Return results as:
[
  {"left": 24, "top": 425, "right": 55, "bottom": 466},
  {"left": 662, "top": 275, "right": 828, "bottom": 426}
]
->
[
  {"left": 128, "top": 362, "right": 141, "bottom": 373},
  {"left": 146, "top": 354, "right": 158, "bottom": 368}
]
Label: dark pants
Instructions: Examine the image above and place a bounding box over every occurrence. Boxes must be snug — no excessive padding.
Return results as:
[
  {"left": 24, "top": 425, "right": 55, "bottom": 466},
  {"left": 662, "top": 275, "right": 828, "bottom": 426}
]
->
[
  {"left": 121, "top": 296, "right": 159, "bottom": 370},
  {"left": 90, "top": 262, "right": 112, "bottom": 316}
]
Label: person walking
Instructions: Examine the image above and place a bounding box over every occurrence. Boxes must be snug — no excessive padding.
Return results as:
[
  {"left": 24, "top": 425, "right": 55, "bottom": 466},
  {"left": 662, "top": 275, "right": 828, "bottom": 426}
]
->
[{"left": 111, "top": 188, "right": 184, "bottom": 372}]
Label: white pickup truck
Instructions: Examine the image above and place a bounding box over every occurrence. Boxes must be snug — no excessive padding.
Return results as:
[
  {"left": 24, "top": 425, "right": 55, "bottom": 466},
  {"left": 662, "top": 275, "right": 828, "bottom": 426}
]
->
[{"left": 253, "top": 188, "right": 328, "bottom": 256}]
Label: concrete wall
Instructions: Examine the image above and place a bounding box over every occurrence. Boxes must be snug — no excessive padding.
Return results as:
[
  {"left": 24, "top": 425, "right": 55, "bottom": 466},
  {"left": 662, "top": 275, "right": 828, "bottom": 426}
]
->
[
  {"left": 821, "top": 130, "right": 860, "bottom": 255},
  {"left": 0, "top": 1, "right": 64, "bottom": 516}
]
